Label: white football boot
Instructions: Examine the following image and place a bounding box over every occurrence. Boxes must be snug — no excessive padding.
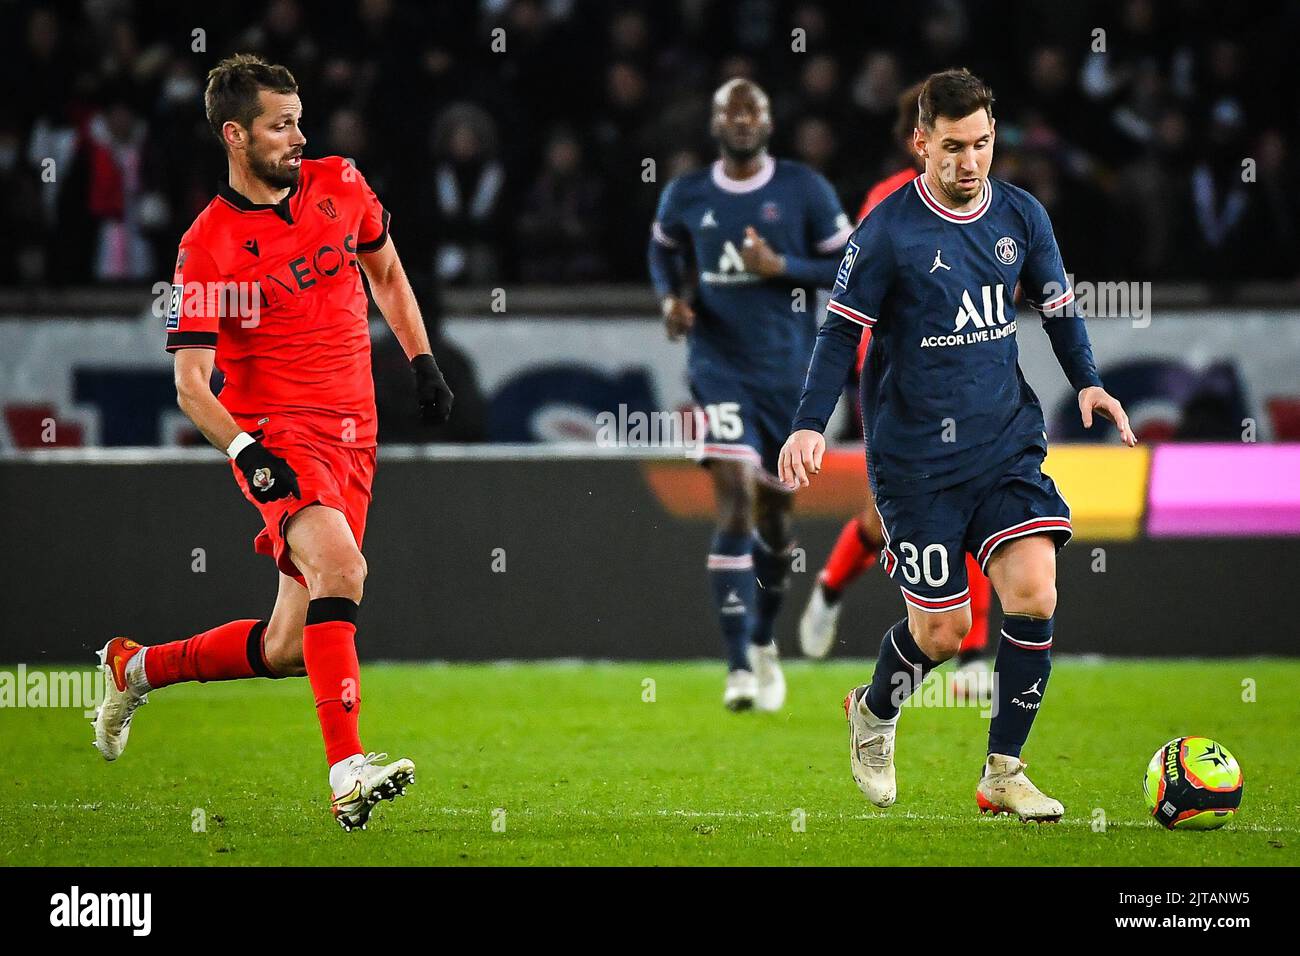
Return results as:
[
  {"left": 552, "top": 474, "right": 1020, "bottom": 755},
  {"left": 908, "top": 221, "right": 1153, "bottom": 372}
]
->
[
  {"left": 751, "top": 642, "right": 786, "bottom": 712},
  {"left": 723, "top": 669, "right": 758, "bottom": 711},
  {"left": 330, "top": 752, "right": 417, "bottom": 832},
  {"left": 976, "top": 753, "right": 1064, "bottom": 823},
  {"left": 845, "top": 684, "right": 897, "bottom": 807},
  {"left": 798, "top": 584, "right": 841, "bottom": 659},
  {"left": 92, "top": 638, "right": 148, "bottom": 762}
]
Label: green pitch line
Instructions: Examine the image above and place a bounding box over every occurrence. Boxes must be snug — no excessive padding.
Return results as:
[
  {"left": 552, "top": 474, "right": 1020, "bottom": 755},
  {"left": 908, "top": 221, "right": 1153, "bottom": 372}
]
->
[{"left": 1, "top": 659, "right": 1296, "bottom": 866}]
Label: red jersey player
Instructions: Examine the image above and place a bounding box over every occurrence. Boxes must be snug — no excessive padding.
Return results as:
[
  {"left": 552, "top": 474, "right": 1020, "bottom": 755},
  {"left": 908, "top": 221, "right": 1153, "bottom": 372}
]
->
[
  {"left": 797, "top": 82, "right": 993, "bottom": 691},
  {"left": 91, "top": 55, "right": 454, "bottom": 831}
]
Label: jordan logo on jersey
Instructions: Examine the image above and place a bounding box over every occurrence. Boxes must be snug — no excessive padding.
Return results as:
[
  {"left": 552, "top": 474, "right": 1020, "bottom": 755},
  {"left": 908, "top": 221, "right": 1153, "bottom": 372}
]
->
[
  {"left": 700, "top": 209, "right": 717, "bottom": 228},
  {"left": 930, "top": 249, "right": 950, "bottom": 273}
]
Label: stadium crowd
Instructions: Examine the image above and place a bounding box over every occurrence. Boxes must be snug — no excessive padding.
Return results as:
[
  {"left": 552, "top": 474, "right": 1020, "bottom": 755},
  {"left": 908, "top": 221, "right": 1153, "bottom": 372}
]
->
[{"left": 2, "top": 0, "right": 1297, "bottom": 291}]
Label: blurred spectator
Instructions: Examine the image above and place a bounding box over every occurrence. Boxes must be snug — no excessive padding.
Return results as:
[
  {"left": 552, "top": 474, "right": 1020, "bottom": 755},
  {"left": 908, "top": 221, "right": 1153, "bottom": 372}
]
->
[
  {"left": 427, "top": 103, "right": 505, "bottom": 285},
  {"left": 0, "top": 0, "right": 1293, "bottom": 287},
  {"left": 1250, "top": 129, "right": 1300, "bottom": 279},
  {"left": 1111, "top": 109, "right": 1195, "bottom": 280},
  {"left": 54, "top": 96, "right": 165, "bottom": 283},
  {"left": 1189, "top": 100, "right": 1256, "bottom": 281},
  {"left": 516, "top": 130, "right": 607, "bottom": 282},
  {"left": 591, "top": 60, "right": 658, "bottom": 278},
  {"left": 0, "top": 121, "right": 45, "bottom": 284},
  {"left": 849, "top": 51, "right": 904, "bottom": 182}
]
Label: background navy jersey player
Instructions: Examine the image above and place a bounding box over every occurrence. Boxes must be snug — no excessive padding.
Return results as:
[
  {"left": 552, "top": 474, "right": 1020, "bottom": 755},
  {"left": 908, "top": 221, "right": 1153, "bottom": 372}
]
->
[
  {"left": 647, "top": 78, "right": 851, "bottom": 711},
  {"left": 650, "top": 114, "right": 851, "bottom": 478}
]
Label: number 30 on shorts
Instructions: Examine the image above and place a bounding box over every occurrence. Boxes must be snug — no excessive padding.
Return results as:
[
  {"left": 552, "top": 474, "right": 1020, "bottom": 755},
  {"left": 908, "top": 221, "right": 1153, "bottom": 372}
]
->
[
  {"left": 897, "top": 541, "right": 950, "bottom": 587},
  {"left": 701, "top": 402, "right": 743, "bottom": 441}
]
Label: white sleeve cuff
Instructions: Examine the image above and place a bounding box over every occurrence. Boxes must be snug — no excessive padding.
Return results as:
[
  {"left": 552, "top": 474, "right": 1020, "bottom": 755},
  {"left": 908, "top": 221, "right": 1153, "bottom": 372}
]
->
[{"left": 226, "top": 431, "right": 256, "bottom": 460}]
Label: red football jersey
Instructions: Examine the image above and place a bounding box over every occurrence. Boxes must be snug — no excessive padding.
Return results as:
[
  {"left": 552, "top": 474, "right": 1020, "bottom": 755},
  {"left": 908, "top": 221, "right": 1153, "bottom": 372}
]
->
[
  {"left": 165, "top": 156, "right": 390, "bottom": 447},
  {"left": 855, "top": 166, "right": 916, "bottom": 224}
]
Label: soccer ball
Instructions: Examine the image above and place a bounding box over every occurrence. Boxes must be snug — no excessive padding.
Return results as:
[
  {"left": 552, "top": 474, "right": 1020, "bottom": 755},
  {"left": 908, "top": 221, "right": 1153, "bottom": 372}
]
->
[{"left": 1143, "top": 737, "right": 1243, "bottom": 830}]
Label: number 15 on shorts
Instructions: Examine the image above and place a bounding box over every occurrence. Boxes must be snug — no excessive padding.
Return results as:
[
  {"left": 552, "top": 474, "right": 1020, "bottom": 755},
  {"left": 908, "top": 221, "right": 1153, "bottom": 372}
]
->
[{"left": 701, "top": 402, "right": 743, "bottom": 441}]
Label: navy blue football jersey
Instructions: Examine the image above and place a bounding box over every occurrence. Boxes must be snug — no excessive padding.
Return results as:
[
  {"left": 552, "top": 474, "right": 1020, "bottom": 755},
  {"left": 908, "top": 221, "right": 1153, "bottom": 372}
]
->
[
  {"left": 652, "top": 157, "right": 852, "bottom": 386},
  {"left": 793, "top": 174, "right": 1099, "bottom": 496}
]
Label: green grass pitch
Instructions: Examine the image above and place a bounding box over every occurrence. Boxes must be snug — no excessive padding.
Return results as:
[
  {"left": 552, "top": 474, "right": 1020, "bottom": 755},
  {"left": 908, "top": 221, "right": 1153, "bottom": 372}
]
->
[{"left": 1, "top": 658, "right": 1296, "bottom": 866}]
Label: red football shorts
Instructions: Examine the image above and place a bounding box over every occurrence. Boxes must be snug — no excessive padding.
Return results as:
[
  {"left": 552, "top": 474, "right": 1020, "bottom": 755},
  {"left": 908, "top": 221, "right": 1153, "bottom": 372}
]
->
[{"left": 229, "top": 424, "right": 376, "bottom": 585}]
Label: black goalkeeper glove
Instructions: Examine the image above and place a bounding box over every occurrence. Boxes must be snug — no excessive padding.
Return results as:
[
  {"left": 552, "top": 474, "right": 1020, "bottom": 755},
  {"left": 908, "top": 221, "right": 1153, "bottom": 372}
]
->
[
  {"left": 234, "top": 440, "right": 301, "bottom": 503},
  {"left": 412, "top": 353, "right": 454, "bottom": 425}
]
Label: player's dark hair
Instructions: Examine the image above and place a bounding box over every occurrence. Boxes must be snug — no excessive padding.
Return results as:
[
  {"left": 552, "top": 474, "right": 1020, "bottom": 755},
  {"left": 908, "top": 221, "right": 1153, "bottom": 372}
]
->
[
  {"left": 204, "top": 54, "right": 298, "bottom": 146},
  {"left": 917, "top": 68, "right": 994, "bottom": 130}
]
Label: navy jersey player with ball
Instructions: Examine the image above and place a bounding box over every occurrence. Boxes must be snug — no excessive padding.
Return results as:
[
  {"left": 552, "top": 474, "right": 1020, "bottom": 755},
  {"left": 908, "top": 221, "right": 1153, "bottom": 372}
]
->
[
  {"left": 649, "top": 79, "right": 853, "bottom": 711},
  {"left": 780, "top": 69, "right": 1136, "bottom": 821}
]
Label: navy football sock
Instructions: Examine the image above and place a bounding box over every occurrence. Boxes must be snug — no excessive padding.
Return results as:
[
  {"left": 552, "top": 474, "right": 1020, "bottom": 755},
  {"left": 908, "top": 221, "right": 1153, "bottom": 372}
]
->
[
  {"left": 865, "top": 619, "right": 940, "bottom": 720},
  {"left": 750, "top": 531, "right": 793, "bottom": 647},
  {"left": 988, "top": 615, "right": 1053, "bottom": 758},
  {"left": 708, "top": 531, "right": 756, "bottom": 671}
]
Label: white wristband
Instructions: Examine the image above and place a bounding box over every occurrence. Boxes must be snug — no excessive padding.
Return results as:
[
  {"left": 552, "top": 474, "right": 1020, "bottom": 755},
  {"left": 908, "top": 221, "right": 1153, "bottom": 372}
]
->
[{"left": 226, "top": 432, "right": 256, "bottom": 460}]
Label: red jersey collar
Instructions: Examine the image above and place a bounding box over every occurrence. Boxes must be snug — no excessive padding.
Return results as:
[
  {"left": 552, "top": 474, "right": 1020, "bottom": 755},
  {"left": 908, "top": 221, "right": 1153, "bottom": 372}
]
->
[{"left": 217, "top": 180, "right": 300, "bottom": 224}]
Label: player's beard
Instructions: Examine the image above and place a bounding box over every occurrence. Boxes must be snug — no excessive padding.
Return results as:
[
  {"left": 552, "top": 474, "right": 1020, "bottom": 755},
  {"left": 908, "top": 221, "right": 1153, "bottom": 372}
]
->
[
  {"left": 248, "top": 142, "right": 302, "bottom": 190},
  {"left": 718, "top": 130, "right": 769, "bottom": 165},
  {"left": 938, "top": 170, "right": 984, "bottom": 206}
]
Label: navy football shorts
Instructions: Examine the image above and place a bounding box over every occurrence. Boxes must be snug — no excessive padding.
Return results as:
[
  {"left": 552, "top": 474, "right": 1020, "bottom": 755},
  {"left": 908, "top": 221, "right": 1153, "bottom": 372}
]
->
[
  {"left": 874, "top": 448, "right": 1072, "bottom": 614},
  {"left": 689, "top": 367, "right": 799, "bottom": 489}
]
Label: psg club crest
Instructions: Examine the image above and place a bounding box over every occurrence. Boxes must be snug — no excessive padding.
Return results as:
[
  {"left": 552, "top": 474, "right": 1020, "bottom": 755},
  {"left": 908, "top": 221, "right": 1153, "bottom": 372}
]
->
[
  {"left": 760, "top": 200, "right": 780, "bottom": 222},
  {"left": 317, "top": 198, "right": 339, "bottom": 220},
  {"left": 995, "top": 236, "right": 1018, "bottom": 264}
]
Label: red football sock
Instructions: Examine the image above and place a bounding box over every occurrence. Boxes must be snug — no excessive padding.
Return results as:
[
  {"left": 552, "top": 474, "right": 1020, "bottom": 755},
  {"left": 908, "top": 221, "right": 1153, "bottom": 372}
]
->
[
  {"left": 959, "top": 555, "right": 991, "bottom": 655},
  {"left": 144, "top": 619, "right": 270, "bottom": 688},
  {"left": 821, "top": 517, "right": 879, "bottom": 592},
  {"left": 303, "top": 598, "right": 364, "bottom": 767}
]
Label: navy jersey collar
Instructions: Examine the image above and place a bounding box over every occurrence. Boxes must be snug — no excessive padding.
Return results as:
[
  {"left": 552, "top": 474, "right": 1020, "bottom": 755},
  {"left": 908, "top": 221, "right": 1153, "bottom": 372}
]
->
[
  {"left": 914, "top": 174, "right": 992, "bottom": 224},
  {"left": 711, "top": 155, "right": 776, "bottom": 194}
]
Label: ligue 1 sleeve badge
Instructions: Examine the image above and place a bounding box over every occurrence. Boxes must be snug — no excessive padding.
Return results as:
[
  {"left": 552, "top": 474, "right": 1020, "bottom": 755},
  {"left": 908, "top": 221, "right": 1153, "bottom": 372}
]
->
[{"left": 995, "top": 236, "right": 1018, "bottom": 264}]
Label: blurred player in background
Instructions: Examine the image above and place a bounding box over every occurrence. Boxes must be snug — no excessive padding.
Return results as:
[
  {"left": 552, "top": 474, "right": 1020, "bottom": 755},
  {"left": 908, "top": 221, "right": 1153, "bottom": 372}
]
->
[
  {"left": 648, "top": 79, "right": 853, "bottom": 710},
  {"left": 91, "top": 55, "right": 454, "bottom": 831},
  {"left": 781, "top": 69, "right": 1135, "bottom": 821},
  {"left": 798, "top": 82, "right": 994, "bottom": 695}
]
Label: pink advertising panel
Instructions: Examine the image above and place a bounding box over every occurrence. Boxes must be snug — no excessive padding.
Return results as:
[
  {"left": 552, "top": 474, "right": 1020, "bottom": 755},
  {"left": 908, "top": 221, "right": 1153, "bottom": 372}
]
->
[{"left": 1147, "top": 444, "right": 1300, "bottom": 536}]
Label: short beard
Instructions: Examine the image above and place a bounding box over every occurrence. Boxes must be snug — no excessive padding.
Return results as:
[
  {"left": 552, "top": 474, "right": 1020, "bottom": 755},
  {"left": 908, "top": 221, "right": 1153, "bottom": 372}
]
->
[
  {"left": 248, "top": 148, "right": 300, "bottom": 190},
  {"left": 718, "top": 136, "right": 768, "bottom": 165},
  {"left": 938, "top": 175, "right": 981, "bottom": 205}
]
